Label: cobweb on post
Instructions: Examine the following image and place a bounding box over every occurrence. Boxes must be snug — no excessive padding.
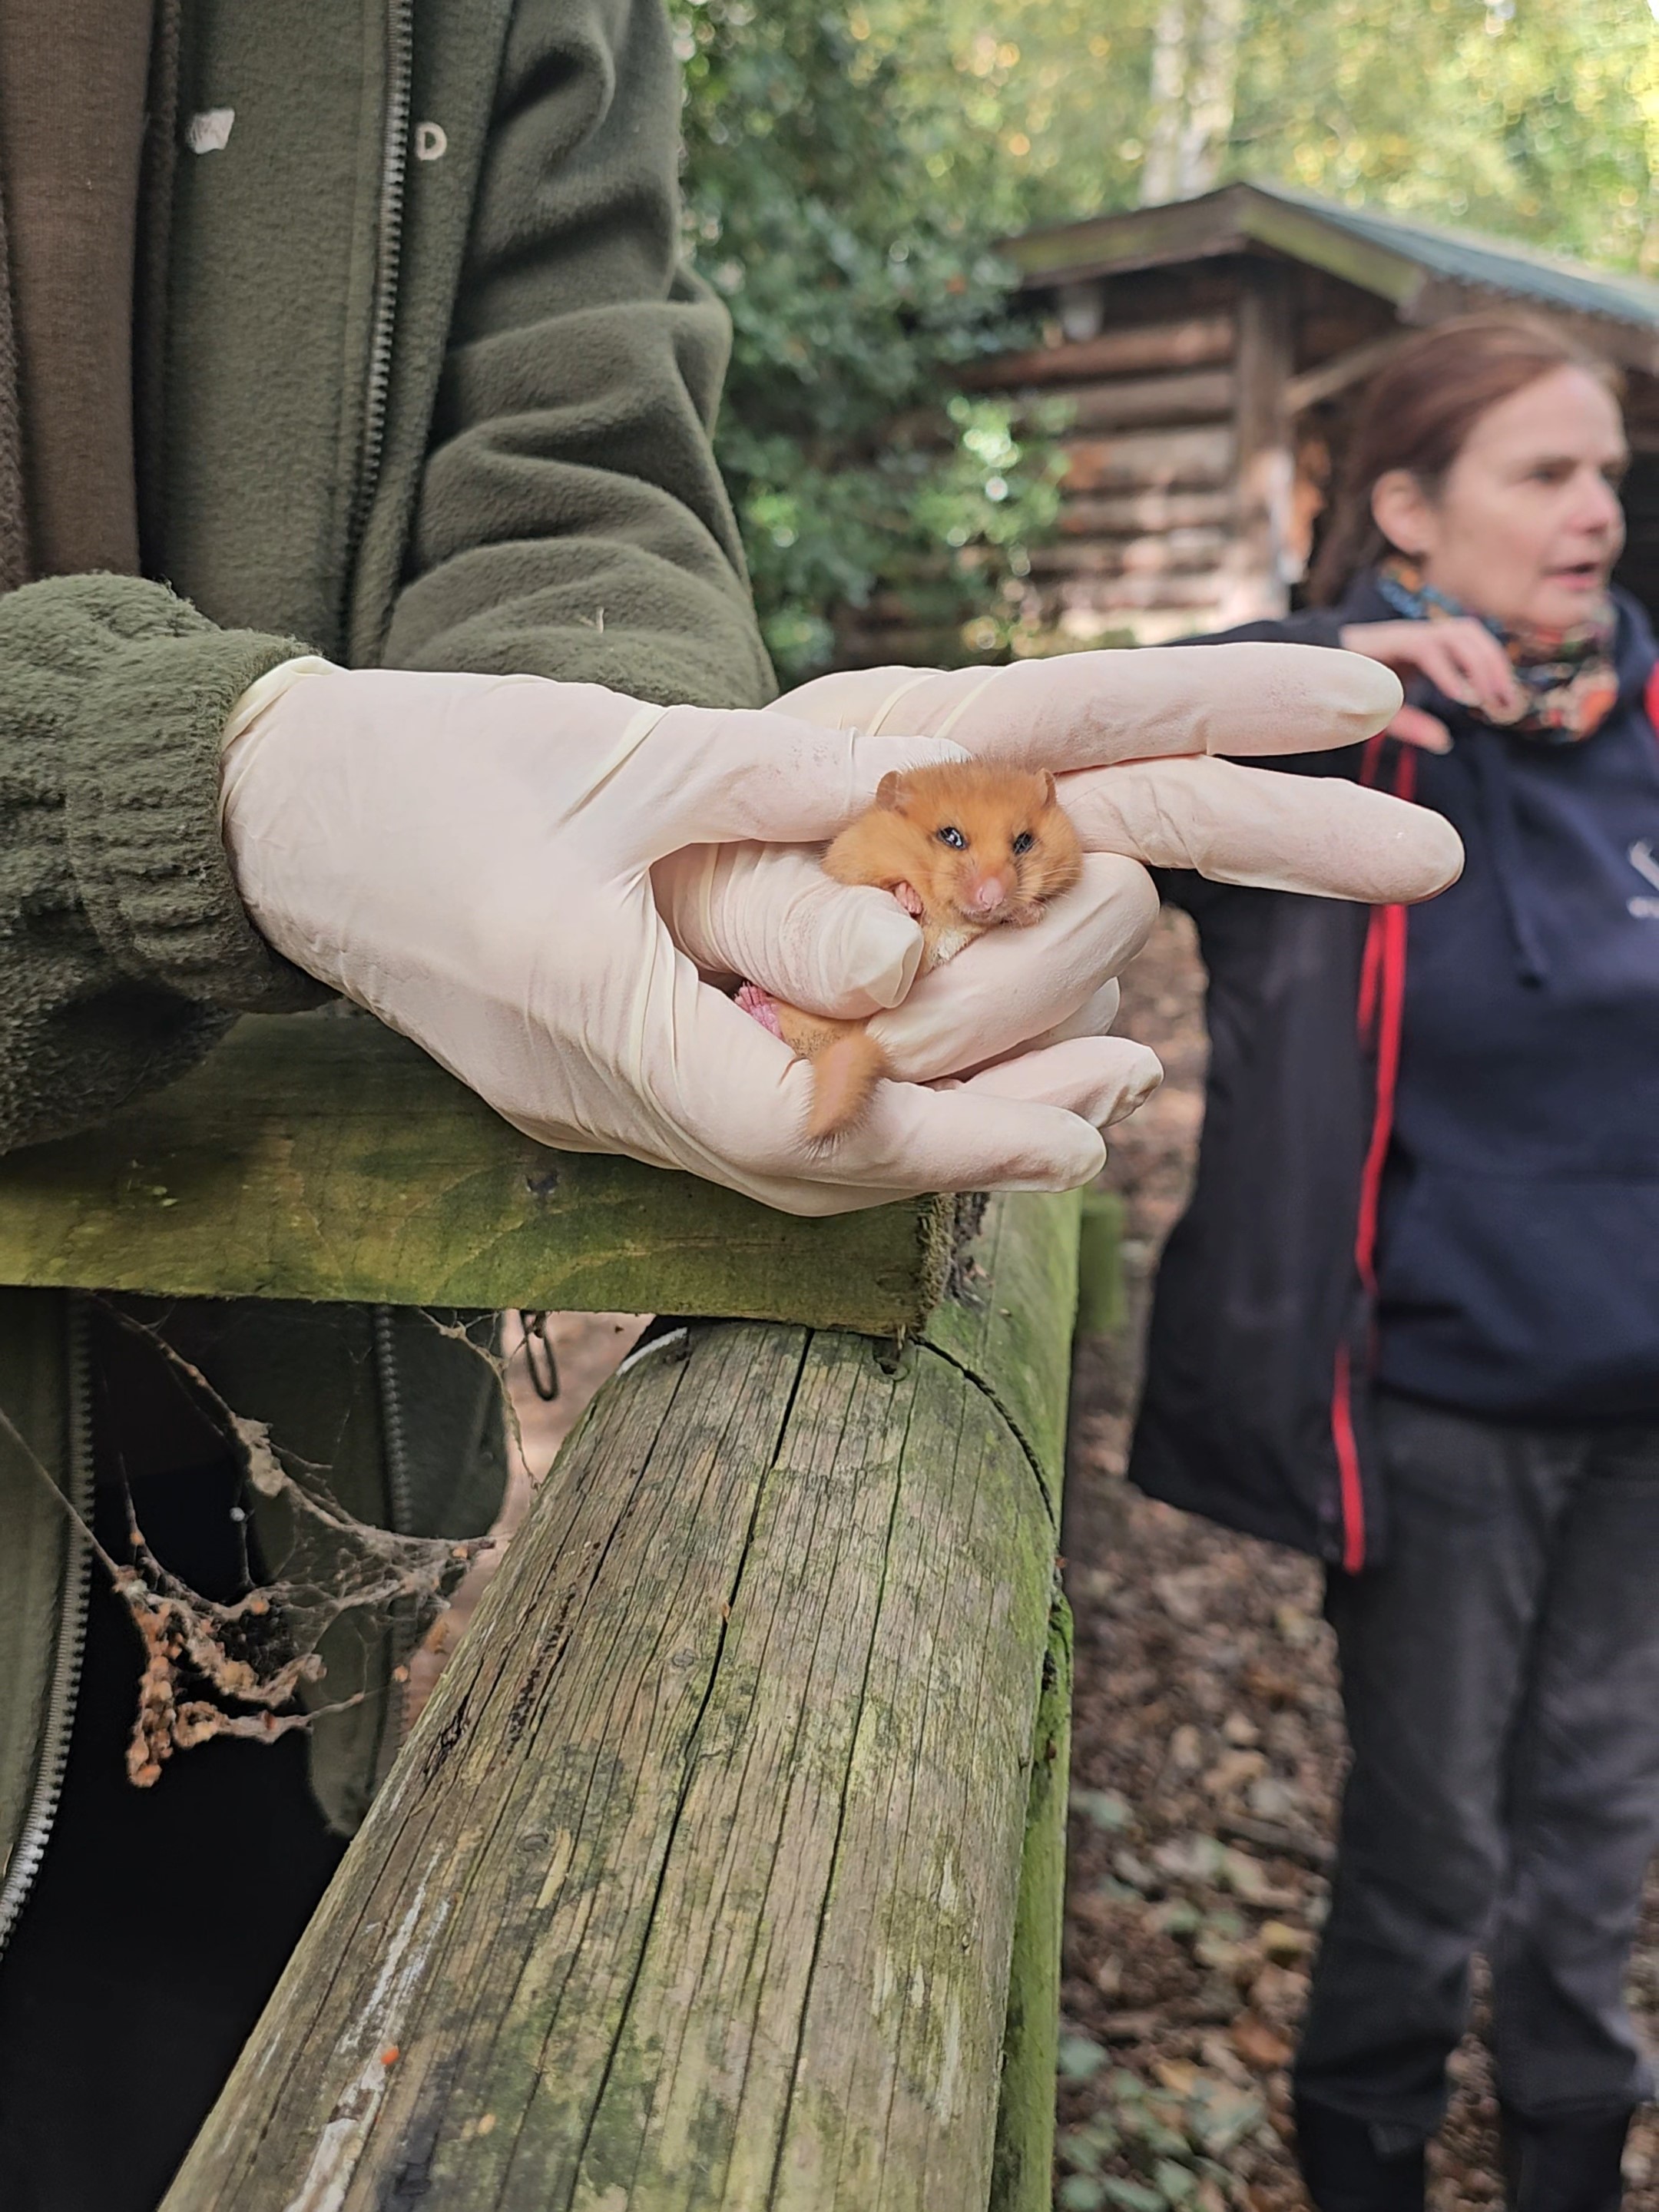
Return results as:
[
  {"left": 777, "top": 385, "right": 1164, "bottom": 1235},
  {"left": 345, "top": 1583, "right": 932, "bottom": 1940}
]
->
[
  {"left": 2, "top": 1307, "right": 498, "bottom": 1788},
  {"left": 2, "top": 1304, "right": 648, "bottom": 1788}
]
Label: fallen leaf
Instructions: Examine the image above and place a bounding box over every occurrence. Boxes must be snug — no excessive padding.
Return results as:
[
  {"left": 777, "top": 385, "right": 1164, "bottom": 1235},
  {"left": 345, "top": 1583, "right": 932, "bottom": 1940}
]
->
[
  {"left": 1246, "top": 1775, "right": 1304, "bottom": 1821},
  {"left": 1167, "top": 1722, "right": 1204, "bottom": 1773},
  {"left": 1273, "top": 1602, "right": 1320, "bottom": 1650},
  {"left": 1219, "top": 1846, "right": 1294, "bottom": 1906},
  {"left": 1058, "top": 2032, "right": 1108, "bottom": 2082},
  {"left": 1258, "top": 1920, "right": 1314, "bottom": 1963},
  {"left": 1071, "top": 1786, "right": 1136, "bottom": 1833},
  {"left": 1232, "top": 2012, "right": 1295, "bottom": 2071},
  {"left": 1154, "top": 1568, "right": 1214, "bottom": 1628},
  {"left": 1204, "top": 1748, "right": 1267, "bottom": 1798},
  {"left": 1112, "top": 1847, "right": 1158, "bottom": 1892},
  {"left": 1154, "top": 1834, "right": 1226, "bottom": 1882},
  {"left": 1058, "top": 2177, "right": 1106, "bottom": 2211}
]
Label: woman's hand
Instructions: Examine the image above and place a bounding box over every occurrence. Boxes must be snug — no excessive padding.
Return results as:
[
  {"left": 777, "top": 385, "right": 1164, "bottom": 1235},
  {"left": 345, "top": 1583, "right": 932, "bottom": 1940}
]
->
[{"left": 1336, "top": 617, "right": 1525, "bottom": 752}]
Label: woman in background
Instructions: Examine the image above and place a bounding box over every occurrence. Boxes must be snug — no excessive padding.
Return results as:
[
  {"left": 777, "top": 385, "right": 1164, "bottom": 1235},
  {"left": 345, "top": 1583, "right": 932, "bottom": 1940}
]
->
[{"left": 1131, "top": 316, "right": 1659, "bottom": 2212}]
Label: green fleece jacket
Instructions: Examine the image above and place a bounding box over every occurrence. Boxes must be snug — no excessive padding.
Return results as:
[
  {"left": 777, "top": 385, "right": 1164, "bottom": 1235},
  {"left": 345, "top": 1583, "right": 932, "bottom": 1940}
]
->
[{"left": 0, "top": 0, "right": 774, "bottom": 1905}]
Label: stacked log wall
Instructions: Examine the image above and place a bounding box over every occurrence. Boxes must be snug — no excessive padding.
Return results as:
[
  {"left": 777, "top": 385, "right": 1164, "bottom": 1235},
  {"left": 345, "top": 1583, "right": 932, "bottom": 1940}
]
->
[
  {"left": 969, "top": 309, "right": 1247, "bottom": 646},
  {"left": 833, "top": 283, "right": 1277, "bottom": 667},
  {"left": 830, "top": 250, "right": 1659, "bottom": 667}
]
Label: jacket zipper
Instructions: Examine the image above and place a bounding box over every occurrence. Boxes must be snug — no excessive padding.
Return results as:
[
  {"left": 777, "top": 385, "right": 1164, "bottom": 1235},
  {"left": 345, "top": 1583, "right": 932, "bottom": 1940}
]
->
[
  {"left": 5, "top": 10, "right": 416, "bottom": 1944},
  {"left": 350, "top": 0, "right": 415, "bottom": 563},
  {"left": 373, "top": 1306, "right": 419, "bottom": 1744},
  {"left": 0, "top": 1297, "right": 97, "bottom": 1957},
  {"left": 360, "top": 3, "right": 416, "bottom": 1745}
]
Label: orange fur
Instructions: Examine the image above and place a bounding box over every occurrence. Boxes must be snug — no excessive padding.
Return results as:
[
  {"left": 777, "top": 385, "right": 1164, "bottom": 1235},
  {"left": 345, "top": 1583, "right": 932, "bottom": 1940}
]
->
[
  {"left": 803, "top": 1028, "right": 892, "bottom": 1142},
  {"left": 754, "top": 763, "right": 1084, "bottom": 1141}
]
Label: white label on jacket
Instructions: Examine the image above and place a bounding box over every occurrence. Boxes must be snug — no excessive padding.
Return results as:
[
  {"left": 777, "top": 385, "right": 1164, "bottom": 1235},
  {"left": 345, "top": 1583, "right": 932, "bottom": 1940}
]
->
[
  {"left": 1628, "top": 839, "right": 1659, "bottom": 919},
  {"left": 186, "top": 109, "right": 236, "bottom": 154}
]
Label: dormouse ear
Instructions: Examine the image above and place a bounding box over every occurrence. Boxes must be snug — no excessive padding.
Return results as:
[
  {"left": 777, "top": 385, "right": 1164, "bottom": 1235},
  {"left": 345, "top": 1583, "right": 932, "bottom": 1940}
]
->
[
  {"left": 1041, "top": 770, "right": 1057, "bottom": 806},
  {"left": 876, "top": 771, "right": 906, "bottom": 810}
]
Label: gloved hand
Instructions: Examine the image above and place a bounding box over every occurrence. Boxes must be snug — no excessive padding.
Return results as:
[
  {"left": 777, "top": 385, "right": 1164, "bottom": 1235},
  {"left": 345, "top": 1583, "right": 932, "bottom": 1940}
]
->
[
  {"left": 695, "top": 644, "right": 1463, "bottom": 1078},
  {"left": 220, "top": 649, "right": 1459, "bottom": 1215},
  {"left": 220, "top": 665, "right": 1166, "bottom": 1214}
]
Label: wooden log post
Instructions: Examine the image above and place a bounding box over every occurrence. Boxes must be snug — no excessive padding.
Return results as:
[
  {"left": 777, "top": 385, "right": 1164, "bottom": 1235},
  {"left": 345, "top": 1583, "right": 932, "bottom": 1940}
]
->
[
  {"left": 161, "top": 1190, "right": 1082, "bottom": 2212},
  {"left": 988, "top": 1594, "right": 1073, "bottom": 2212}
]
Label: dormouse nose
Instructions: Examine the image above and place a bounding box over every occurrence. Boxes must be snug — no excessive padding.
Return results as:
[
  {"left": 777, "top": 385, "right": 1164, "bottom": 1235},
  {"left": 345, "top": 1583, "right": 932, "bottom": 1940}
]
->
[{"left": 972, "top": 874, "right": 1008, "bottom": 912}]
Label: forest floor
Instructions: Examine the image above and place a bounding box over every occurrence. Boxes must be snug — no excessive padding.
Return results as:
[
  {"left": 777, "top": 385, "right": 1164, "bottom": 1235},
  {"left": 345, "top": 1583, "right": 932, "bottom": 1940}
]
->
[
  {"left": 422, "top": 908, "right": 1659, "bottom": 2210},
  {"left": 1056, "top": 908, "right": 1659, "bottom": 2211}
]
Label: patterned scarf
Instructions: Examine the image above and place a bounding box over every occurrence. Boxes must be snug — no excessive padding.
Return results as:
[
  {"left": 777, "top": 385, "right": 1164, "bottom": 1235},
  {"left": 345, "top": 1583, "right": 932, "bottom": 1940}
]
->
[{"left": 1376, "top": 554, "right": 1620, "bottom": 744}]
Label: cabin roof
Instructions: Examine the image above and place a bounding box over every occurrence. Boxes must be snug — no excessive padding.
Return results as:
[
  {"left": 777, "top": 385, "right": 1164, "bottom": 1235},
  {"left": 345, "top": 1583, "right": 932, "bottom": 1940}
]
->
[{"left": 1003, "top": 181, "right": 1659, "bottom": 339}]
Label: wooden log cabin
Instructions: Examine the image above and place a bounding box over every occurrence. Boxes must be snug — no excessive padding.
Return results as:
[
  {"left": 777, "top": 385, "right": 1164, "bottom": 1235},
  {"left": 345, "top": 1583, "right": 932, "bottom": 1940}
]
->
[{"left": 904, "top": 183, "right": 1659, "bottom": 655}]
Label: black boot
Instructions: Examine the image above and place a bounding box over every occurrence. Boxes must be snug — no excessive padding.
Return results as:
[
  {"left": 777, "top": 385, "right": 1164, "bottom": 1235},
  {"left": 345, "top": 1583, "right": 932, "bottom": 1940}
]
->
[
  {"left": 1500, "top": 2104, "right": 1631, "bottom": 2212},
  {"left": 1294, "top": 2096, "right": 1427, "bottom": 2212}
]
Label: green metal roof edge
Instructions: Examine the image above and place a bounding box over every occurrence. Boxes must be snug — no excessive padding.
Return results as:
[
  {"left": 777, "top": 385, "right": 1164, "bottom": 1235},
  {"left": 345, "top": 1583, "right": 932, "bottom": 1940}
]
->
[{"left": 1001, "top": 181, "right": 1659, "bottom": 335}]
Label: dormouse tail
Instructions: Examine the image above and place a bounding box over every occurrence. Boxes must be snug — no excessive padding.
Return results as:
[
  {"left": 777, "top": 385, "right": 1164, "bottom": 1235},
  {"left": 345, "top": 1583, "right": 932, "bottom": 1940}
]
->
[{"left": 807, "top": 1030, "right": 891, "bottom": 1142}]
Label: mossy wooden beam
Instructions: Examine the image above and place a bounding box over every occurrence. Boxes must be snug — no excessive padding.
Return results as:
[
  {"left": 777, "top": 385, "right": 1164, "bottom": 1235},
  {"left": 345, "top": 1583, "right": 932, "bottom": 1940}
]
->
[
  {"left": 989, "top": 1594, "right": 1074, "bottom": 2212},
  {"left": 161, "top": 1192, "right": 1081, "bottom": 2212},
  {"left": 0, "top": 1011, "right": 952, "bottom": 1334}
]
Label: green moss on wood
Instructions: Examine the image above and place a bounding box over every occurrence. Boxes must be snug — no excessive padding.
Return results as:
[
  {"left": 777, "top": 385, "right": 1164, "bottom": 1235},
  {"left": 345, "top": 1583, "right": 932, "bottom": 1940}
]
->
[
  {"left": 924, "top": 1189, "right": 1083, "bottom": 1518},
  {"left": 0, "top": 1011, "right": 952, "bottom": 1332},
  {"left": 163, "top": 1190, "right": 1081, "bottom": 2209},
  {"left": 1075, "top": 1190, "right": 1125, "bottom": 1337},
  {"left": 988, "top": 1591, "right": 1074, "bottom": 2212}
]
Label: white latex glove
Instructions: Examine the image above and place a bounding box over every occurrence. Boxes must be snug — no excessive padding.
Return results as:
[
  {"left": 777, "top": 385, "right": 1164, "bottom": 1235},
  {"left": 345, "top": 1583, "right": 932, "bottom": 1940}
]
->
[
  {"left": 773, "top": 646, "right": 1464, "bottom": 1064},
  {"left": 220, "top": 666, "right": 1161, "bottom": 1215},
  {"left": 779, "top": 648, "right": 1459, "bottom": 899},
  {"left": 658, "top": 645, "right": 1459, "bottom": 1055}
]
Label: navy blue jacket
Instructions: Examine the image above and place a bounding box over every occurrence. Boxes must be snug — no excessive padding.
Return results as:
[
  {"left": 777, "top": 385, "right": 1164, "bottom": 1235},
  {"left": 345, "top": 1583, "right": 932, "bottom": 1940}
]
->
[{"left": 1128, "top": 578, "right": 1659, "bottom": 1567}]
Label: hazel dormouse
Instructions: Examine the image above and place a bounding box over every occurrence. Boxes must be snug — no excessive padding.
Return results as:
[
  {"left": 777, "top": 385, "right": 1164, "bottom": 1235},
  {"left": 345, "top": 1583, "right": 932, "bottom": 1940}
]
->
[{"left": 737, "top": 761, "right": 1084, "bottom": 1139}]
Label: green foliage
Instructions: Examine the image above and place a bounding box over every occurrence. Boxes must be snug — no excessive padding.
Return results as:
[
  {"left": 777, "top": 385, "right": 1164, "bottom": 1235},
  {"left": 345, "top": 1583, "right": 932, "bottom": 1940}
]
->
[
  {"left": 900, "top": 0, "right": 1659, "bottom": 276},
  {"left": 675, "top": 0, "right": 1659, "bottom": 680},
  {"left": 674, "top": 0, "right": 1068, "bottom": 681},
  {"left": 1231, "top": 0, "right": 1659, "bottom": 274}
]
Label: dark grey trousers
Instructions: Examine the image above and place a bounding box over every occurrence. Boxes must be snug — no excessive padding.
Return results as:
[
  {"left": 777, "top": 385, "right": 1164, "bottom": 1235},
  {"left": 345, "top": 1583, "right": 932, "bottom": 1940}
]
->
[{"left": 1295, "top": 1388, "right": 1659, "bottom": 2141}]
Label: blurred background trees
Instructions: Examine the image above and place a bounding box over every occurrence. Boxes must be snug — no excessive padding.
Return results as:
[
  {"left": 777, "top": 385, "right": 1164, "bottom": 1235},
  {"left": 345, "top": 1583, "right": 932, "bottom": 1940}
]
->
[{"left": 673, "top": 0, "right": 1659, "bottom": 682}]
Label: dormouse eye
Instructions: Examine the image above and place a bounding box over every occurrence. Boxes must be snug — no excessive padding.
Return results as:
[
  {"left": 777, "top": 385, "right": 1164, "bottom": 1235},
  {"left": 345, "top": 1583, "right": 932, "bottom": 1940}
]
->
[
  {"left": 936, "top": 825, "right": 966, "bottom": 849},
  {"left": 1012, "top": 832, "right": 1034, "bottom": 856}
]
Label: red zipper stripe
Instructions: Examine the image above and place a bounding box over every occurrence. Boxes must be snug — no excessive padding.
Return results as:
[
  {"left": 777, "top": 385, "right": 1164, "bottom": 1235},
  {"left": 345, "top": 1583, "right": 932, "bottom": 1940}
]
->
[
  {"left": 1354, "top": 902, "right": 1407, "bottom": 1295},
  {"left": 1330, "top": 739, "right": 1419, "bottom": 1570},
  {"left": 1330, "top": 1346, "right": 1367, "bottom": 1575}
]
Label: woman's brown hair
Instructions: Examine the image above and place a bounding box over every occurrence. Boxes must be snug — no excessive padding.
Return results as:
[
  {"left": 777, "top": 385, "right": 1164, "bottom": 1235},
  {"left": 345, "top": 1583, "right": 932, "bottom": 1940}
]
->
[{"left": 1306, "top": 313, "right": 1622, "bottom": 605}]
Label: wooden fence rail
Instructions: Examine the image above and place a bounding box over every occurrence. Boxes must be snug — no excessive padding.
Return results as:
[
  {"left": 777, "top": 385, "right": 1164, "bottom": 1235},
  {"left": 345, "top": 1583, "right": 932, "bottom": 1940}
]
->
[
  {"left": 158, "top": 1187, "right": 1081, "bottom": 2212},
  {"left": 0, "top": 1009, "right": 1084, "bottom": 2207}
]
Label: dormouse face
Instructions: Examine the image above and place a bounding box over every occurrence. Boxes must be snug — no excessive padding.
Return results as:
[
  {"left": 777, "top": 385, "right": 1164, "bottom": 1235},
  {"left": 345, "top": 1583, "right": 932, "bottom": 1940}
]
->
[
  {"left": 877, "top": 766, "right": 1067, "bottom": 921},
  {"left": 926, "top": 803, "right": 1045, "bottom": 917}
]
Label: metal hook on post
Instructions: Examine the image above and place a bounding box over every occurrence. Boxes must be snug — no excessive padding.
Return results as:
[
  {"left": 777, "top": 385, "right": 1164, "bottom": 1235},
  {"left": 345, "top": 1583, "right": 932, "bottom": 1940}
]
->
[{"left": 517, "top": 1311, "right": 561, "bottom": 1402}]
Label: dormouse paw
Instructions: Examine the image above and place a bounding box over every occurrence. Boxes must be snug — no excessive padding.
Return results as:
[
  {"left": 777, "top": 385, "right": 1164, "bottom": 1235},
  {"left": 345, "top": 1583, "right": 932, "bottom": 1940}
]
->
[
  {"left": 734, "top": 981, "right": 784, "bottom": 1039},
  {"left": 892, "top": 881, "right": 926, "bottom": 920}
]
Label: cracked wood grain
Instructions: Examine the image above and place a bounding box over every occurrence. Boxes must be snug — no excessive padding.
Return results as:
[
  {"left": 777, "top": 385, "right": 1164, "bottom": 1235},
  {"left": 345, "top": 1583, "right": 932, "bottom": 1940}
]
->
[{"left": 161, "top": 1194, "right": 1080, "bottom": 2211}]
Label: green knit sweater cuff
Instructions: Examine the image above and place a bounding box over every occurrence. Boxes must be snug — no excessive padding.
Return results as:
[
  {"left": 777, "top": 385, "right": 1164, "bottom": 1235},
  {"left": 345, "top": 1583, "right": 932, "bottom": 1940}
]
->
[{"left": 2, "top": 575, "right": 331, "bottom": 1012}]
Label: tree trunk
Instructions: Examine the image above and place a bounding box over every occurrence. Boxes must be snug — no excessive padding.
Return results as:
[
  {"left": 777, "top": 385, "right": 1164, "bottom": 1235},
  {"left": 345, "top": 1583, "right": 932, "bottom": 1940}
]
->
[{"left": 1140, "top": 0, "right": 1244, "bottom": 206}]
